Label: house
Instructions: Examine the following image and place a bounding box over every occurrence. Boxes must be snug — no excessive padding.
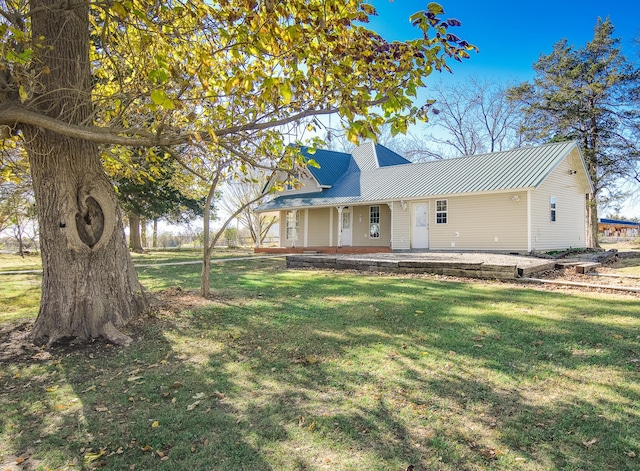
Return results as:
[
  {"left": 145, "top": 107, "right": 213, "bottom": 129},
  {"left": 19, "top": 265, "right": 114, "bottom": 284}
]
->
[
  {"left": 256, "top": 140, "right": 594, "bottom": 253},
  {"left": 598, "top": 218, "right": 640, "bottom": 239}
]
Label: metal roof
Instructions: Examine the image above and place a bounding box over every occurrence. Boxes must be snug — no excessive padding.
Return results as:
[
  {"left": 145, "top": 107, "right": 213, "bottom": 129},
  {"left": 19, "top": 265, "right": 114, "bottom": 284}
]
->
[
  {"left": 299, "top": 147, "right": 352, "bottom": 186},
  {"left": 599, "top": 218, "right": 640, "bottom": 227},
  {"left": 259, "top": 140, "right": 586, "bottom": 211},
  {"left": 375, "top": 144, "right": 411, "bottom": 167}
]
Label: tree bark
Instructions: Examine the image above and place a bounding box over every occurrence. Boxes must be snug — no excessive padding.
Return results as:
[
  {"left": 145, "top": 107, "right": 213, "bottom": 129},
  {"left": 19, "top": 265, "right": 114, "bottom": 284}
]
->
[
  {"left": 128, "top": 214, "right": 144, "bottom": 253},
  {"left": 140, "top": 218, "right": 148, "bottom": 248},
  {"left": 153, "top": 218, "right": 158, "bottom": 248},
  {"left": 23, "top": 0, "right": 147, "bottom": 346},
  {"left": 586, "top": 193, "right": 599, "bottom": 248}
]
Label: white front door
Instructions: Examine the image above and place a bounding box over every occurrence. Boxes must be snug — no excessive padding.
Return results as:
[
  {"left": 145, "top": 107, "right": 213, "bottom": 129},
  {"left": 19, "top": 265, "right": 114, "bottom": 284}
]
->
[
  {"left": 412, "top": 202, "right": 429, "bottom": 249},
  {"left": 341, "top": 209, "right": 352, "bottom": 246}
]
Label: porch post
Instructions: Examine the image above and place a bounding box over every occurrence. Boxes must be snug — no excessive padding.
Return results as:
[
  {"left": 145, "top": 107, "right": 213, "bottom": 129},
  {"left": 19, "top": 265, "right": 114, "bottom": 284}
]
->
[
  {"left": 387, "top": 203, "right": 394, "bottom": 250},
  {"left": 336, "top": 206, "right": 344, "bottom": 248},
  {"left": 292, "top": 209, "right": 298, "bottom": 248}
]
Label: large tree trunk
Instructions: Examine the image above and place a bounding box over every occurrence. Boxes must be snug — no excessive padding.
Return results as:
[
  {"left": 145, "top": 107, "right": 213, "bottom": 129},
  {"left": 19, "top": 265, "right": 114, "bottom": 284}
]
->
[
  {"left": 140, "top": 218, "right": 148, "bottom": 248},
  {"left": 586, "top": 193, "right": 599, "bottom": 249},
  {"left": 153, "top": 218, "right": 158, "bottom": 248},
  {"left": 23, "top": 0, "right": 147, "bottom": 346},
  {"left": 128, "top": 214, "right": 144, "bottom": 253}
]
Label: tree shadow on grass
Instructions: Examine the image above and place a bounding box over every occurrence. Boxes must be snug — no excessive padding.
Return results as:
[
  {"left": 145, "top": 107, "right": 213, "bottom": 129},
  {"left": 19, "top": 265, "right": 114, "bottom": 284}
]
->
[{"left": 2, "top": 265, "right": 639, "bottom": 470}]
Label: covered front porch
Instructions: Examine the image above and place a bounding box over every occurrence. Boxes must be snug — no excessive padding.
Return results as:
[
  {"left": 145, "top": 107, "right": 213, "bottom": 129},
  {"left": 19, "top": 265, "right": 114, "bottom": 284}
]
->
[{"left": 265, "top": 203, "right": 395, "bottom": 252}]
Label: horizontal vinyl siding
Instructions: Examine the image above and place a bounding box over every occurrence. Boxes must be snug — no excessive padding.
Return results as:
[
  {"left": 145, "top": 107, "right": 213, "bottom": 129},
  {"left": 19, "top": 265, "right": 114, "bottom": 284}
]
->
[
  {"left": 277, "top": 171, "right": 323, "bottom": 196},
  {"left": 306, "top": 208, "right": 330, "bottom": 246},
  {"left": 351, "top": 204, "right": 391, "bottom": 247},
  {"left": 429, "top": 193, "right": 528, "bottom": 251},
  {"left": 392, "top": 201, "right": 411, "bottom": 250},
  {"left": 531, "top": 151, "right": 588, "bottom": 250}
]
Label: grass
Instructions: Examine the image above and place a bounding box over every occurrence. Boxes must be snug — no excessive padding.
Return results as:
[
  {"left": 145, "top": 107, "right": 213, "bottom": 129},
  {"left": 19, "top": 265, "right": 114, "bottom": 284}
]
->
[
  {"left": 1, "top": 256, "right": 639, "bottom": 470},
  {"left": 0, "top": 247, "right": 256, "bottom": 273}
]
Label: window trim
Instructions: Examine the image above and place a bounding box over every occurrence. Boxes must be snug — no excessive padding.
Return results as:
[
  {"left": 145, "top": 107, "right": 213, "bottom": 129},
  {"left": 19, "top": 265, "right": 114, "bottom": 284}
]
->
[
  {"left": 285, "top": 172, "right": 299, "bottom": 191},
  {"left": 435, "top": 199, "right": 448, "bottom": 224},
  {"left": 550, "top": 196, "right": 557, "bottom": 222}
]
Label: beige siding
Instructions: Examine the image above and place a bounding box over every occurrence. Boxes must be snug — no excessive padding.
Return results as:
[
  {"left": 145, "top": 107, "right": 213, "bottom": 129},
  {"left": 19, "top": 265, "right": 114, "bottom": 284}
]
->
[
  {"left": 271, "top": 170, "right": 322, "bottom": 196},
  {"left": 428, "top": 193, "right": 528, "bottom": 251},
  {"left": 351, "top": 204, "right": 391, "bottom": 247},
  {"left": 306, "top": 208, "right": 331, "bottom": 246},
  {"left": 530, "top": 149, "right": 588, "bottom": 250},
  {"left": 391, "top": 200, "right": 411, "bottom": 250}
]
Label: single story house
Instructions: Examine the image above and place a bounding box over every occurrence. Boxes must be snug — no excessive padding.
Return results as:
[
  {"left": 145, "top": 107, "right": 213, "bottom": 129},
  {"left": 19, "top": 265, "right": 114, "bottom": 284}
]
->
[
  {"left": 257, "top": 140, "right": 594, "bottom": 253},
  {"left": 598, "top": 218, "right": 640, "bottom": 239}
]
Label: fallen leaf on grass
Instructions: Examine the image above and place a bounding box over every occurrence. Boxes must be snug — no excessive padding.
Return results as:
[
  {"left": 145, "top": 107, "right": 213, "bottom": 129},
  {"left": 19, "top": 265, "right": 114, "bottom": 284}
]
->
[
  {"left": 151, "top": 420, "right": 159, "bottom": 428},
  {"left": 94, "top": 405, "right": 109, "bottom": 412},
  {"left": 187, "top": 400, "right": 201, "bottom": 411},
  {"left": 141, "top": 445, "right": 153, "bottom": 452},
  {"left": 308, "top": 420, "right": 316, "bottom": 431},
  {"left": 480, "top": 447, "right": 503, "bottom": 459},
  {"left": 582, "top": 438, "right": 598, "bottom": 448},
  {"left": 84, "top": 449, "right": 106, "bottom": 463},
  {"left": 624, "top": 450, "right": 636, "bottom": 458},
  {"left": 192, "top": 392, "right": 206, "bottom": 399},
  {"left": 127, "top": 376, "right": 144, "bottom": 382}
]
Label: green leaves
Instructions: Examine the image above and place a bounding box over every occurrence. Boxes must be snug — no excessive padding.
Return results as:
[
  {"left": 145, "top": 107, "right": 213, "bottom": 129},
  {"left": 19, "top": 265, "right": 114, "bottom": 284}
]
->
[{"left": 150, "top": 90, "right": 174, "bottom": 110}]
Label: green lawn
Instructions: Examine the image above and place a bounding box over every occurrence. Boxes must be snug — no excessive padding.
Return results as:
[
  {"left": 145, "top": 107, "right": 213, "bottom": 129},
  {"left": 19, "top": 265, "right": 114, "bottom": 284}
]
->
[{"left": 1, "top": 257, "right": 639, "bottom": 470}]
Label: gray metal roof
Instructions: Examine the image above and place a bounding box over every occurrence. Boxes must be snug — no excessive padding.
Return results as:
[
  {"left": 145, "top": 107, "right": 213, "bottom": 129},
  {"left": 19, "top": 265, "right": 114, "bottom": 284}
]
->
[{"left": 258, "top": 140, "right": 586, "bottom": 211}]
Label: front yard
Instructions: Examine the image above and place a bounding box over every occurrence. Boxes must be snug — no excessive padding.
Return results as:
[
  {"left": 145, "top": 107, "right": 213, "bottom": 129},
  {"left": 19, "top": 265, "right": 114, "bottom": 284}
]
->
[{"left": 1, "top": 253, "right": 639, "bottom": 470}]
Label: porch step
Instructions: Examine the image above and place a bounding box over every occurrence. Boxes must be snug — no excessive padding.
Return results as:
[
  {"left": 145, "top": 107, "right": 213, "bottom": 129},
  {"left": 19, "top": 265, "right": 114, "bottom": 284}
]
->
[
  {"left": 555, "top": 261, "right": 584, "bottom": 269},
  {"left": 575, "top": 262, "right": 601, "bottom": 274}
]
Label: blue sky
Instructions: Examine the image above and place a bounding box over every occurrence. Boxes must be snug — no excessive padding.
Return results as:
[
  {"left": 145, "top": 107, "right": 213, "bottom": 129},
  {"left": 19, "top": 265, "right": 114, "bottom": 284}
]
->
[
  {"left": 367, "top": 0, "right": 640, "bottom": 217},
  {"left": 368, "top": 0, "right": 639, "bottom": 84}
]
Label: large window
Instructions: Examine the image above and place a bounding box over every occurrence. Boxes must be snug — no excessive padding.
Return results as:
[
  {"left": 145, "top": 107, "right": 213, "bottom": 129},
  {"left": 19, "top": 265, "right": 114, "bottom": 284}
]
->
[
  {"left": 286, "top": 210, "right": 299, "bottom": 240},
  {"left": 369, "top": 206, "right": 380, "bottom": 238},
  {"left": 550, "top": 197, "right": 557, "bottom": 222},
  {"left": 436, "top": 200, "right": 448, "bottom": 224}
]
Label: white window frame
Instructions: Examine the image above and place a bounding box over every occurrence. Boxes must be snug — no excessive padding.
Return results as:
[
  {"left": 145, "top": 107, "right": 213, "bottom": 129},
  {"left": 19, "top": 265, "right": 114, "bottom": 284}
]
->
[
  {"left": 550, "top": 196, "right": 557, "bottom": 222},
  {"left": 435, "top": 199, "right": 448, "bottom": 224},
  {"left": 285, "top": 172, "right": 299, "bottom": 191},
  {"left": 286, "top": 210, "right": 299, "bottom": 240},
  {"left": 369, "top": 206, "right": 380, "bottom": 239}
]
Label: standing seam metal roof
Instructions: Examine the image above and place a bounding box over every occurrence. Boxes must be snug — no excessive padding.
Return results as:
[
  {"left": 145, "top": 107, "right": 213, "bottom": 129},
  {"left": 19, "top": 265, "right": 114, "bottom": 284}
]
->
[{"left": 258, "top": 141, "right": 582, "bottom": 211}]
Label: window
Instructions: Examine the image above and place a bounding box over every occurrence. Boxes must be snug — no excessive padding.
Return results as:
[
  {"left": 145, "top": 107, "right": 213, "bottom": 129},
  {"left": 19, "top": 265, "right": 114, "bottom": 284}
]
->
[
  {"left": 436, "top": 200, "right": 448, "bottom": 224},
  {"left": 286, "top": 210, "right": 299, "bottom": 240},
  {"left": 369, "top": 206, "right": 380, "bottom": 238},
  {"left": 550, "top": 197, "right": 557, "bottom": 222},
  {"left": 285, "top": 172, "right": 299, "bottom": 191}
]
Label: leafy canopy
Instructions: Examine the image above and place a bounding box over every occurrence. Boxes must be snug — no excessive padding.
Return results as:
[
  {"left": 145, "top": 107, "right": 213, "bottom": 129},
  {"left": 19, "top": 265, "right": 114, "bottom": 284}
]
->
[{"left": 1, "top": 0, "right": 477, "bottom": 172}]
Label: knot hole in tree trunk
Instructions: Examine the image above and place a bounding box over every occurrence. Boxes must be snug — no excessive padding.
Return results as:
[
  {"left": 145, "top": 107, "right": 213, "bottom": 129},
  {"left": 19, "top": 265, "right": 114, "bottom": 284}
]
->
[{"left": 76, "top": 195, "right": 104, "bottom": 247}]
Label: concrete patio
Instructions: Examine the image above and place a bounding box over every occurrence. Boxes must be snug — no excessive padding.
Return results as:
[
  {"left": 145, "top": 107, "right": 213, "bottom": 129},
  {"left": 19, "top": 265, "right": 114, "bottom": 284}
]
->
[{"left": 285, "top": 251, "right": 559, "bottom": 280}]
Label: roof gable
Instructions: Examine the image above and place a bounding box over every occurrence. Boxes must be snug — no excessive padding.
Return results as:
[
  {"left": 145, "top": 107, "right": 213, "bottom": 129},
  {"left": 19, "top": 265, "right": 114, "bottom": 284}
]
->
[{"left": 299, "top": 147, "right": 352, "bottom": 186}]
